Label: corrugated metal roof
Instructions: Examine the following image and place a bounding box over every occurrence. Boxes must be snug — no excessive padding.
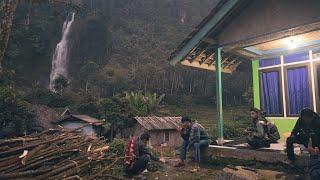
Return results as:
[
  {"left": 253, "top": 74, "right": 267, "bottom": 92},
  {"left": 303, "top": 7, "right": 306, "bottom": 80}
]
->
[
  {"left": 72, "top": 115, "right": 104, "bottom": 125},
  {"left": 135, "top": 116, "right": 182, "bottom": 130}
]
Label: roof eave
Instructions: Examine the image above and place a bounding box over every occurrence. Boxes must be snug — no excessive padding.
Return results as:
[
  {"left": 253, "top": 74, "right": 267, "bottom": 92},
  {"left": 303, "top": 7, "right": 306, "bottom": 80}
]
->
[{"left": 168, "top": 0, "right": 240, "bottom": 66}]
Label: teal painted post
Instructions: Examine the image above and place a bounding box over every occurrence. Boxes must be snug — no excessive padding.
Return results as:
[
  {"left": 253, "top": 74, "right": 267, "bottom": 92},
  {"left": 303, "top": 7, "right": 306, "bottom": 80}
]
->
[{"left": 215, "top": 48, "right": 223, "bottom": 142}]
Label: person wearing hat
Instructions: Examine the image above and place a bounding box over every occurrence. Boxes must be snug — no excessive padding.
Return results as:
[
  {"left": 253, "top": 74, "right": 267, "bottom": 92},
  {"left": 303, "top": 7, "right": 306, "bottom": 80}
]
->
[
  {"left": 174, "top": 117, "right": 209, "bottom": 172},
  {"left": 286, "top": 108, "right": 320, "bottom": 162}
]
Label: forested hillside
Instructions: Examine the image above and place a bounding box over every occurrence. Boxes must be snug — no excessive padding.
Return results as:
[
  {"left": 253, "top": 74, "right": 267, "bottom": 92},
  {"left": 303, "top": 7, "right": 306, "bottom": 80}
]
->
[
  {"left": 3, "top": 0, "right": 251, "bottom": 105},
  {"left": 0, "top": 0, "right": 252, "bottom": 137}
]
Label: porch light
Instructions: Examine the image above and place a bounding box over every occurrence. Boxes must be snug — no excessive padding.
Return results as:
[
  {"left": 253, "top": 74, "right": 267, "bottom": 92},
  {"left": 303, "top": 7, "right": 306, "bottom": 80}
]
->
[{"left": 284, "top": 36, "right": 300, "bottom": 50}]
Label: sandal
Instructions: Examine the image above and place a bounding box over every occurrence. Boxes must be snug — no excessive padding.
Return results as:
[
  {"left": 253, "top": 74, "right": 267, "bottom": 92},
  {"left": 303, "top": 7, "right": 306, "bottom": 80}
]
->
[{"left": 190, "top": 168, "right": 199, "bottom": 173}]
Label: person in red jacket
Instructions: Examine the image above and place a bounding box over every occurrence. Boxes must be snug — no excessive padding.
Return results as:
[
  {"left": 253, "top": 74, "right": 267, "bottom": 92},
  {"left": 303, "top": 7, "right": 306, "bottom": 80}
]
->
[{"left": 124, "top": 132, "right": 163, "bottom": 176}]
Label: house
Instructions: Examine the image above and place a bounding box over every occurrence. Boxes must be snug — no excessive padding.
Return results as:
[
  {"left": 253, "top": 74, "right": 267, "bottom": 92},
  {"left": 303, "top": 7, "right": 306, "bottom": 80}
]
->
[
  {"left": 133, "top": 117, "right": 183, "bottom": 147},
  {"left": 54, "top": 108, "right": 104, "bottom": 137},
  {"left": 168, "top": 0, "right": 320, "bottom": 142}
]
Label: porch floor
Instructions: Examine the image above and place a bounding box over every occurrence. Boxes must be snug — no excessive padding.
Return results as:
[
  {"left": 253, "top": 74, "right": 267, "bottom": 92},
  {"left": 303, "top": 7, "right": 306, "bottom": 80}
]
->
[{"left": 208, "top": 143, "right": 309, "bottom": 167}]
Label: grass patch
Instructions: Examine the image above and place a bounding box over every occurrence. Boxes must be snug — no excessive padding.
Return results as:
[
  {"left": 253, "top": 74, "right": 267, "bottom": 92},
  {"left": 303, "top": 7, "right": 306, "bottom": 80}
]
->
[
  {"left": 159, "top": 105, "right": 250, "bottom": 139},
  {"left": 160, "top": 104, "right": 298, "bottom": 142}
]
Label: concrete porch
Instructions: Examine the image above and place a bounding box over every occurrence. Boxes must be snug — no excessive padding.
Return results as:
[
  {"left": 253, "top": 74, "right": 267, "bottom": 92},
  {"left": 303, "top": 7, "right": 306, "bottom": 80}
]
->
[{"left": 208, "top": 143, "right": 309, "bottom": 167}]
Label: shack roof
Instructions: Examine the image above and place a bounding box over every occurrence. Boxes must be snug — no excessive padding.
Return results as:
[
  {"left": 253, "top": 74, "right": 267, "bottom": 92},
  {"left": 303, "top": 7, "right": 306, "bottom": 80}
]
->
[
  {"left": 169, "top": 0, "right": 320, "bottom": 71},
  {"left": 135, "top": 116, "right": 182, "bottom": 130},
  {"left": 57, "top": 114, "right": 104, "bottom": 126}
]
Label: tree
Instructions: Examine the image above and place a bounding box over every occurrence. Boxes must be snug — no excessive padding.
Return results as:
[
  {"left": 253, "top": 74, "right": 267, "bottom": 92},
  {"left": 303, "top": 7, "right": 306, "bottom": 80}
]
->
[
  {"left": 0, "top": 86, "right": 36, "bottom": 137},
  {"left": 77, "top": 101, "right": 100, "bottom": 118},
  {"left": 53, "top": 75, "right": 68, "bottom": 95},
  {"left": 97, "top": 96, "right": 134, "bottom": 140},
  {"left": 0, "top": 0, "right": 18, "bottom": 72},
  {"left": 80, "top": 61, "right": 99, "bottom": 93}
]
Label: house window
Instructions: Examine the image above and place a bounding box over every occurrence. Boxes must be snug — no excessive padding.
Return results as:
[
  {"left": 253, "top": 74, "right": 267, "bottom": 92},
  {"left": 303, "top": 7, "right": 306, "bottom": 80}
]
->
[
  {"left": 260, "top": 70, "right": 282, "bottom": 115},
  {"left": 286, "top": 66, "right": 311, "bottom": 115},
  {"left": 164, "top": 131, "right": 169, "bottom": 142}
]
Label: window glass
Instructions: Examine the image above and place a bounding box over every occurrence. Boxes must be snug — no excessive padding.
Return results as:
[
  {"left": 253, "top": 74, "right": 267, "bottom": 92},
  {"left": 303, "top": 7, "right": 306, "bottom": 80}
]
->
[
  {"left": 260, "top": 71, "right": 282, "bottom": 115},
  {"left": 283, "top": 52, "right": 309, "bottom": 64},
  {"left": 259, "top": 57, "right": 280, "bottom": 67},
  {"left": 286, "top": 66, "right": 311, "bottom": 115},
  {"left": 165, "top": 131, "right": 169, "bottom": 142}
]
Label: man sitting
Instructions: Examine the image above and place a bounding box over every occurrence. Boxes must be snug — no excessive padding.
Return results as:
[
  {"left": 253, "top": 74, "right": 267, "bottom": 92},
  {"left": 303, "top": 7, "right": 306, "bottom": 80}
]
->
[
  {"left": 175, "top": 117, "right": 210, "bottom": 172},
  {"left": 286, "top": 108, "right": 320, "bottom": 162},
  {"left": 124, "top": 132, "right": 163, "bottom": 176},
  {"left": 246, "top": 108, "right": 271, "bottom": 149},
  {"left": 261, "top": 110, "right": 280, "bottom": 143}
]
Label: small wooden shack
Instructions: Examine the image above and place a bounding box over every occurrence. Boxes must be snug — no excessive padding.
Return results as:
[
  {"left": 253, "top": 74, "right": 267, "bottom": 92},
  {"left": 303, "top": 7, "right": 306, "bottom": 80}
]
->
[
  {"left": 133, "top": 117, "right": 183, "bottom": 147},
  {"left": 54, "top": 109, "right": 104, "bottom": 138}
]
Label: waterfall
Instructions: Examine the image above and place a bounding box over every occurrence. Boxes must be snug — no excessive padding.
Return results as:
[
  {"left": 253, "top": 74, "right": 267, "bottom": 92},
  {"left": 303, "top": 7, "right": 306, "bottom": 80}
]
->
[{"left": 49, "top": 12, "right": 75, "bottom": 91}]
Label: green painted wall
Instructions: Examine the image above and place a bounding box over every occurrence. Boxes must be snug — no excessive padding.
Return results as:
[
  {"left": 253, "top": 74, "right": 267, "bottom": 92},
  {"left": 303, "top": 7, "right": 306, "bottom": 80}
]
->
[
  {"left": 252, "top": 60, "right": 260, "bottom": 109},
  {"left": 271, "top": 119, "right": 298, "bottom": 142}
]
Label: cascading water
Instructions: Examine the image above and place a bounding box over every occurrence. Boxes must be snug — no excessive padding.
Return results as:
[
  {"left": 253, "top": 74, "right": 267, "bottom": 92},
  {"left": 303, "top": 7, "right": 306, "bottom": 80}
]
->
[{"left": 49, "top": 12, "right": 75, "bottom": 91}]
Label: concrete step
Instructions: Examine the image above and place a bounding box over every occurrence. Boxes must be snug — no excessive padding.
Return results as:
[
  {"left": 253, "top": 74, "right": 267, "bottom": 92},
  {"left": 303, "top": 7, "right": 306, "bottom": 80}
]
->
[{"left": 208, "top": 144, "right": 309, "bottom": 167}]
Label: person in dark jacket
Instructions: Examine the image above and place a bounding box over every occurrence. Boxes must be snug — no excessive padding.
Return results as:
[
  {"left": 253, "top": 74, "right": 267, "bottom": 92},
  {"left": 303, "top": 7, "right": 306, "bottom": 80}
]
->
[
  {"left": 174, "top": 117, "right": 192, "bottom": 167},
  {"left": 124, "top": 132, "right": 163, "bottom": 176},
  {"left": 286, "top": 108, "right": 320, "bottom": 162}
]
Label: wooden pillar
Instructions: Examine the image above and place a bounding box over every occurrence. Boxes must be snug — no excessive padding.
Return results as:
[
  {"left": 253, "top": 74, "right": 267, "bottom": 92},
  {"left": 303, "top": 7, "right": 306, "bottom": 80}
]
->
[{"left": 215, "top": 48, "right": 223, "bottom": 143}]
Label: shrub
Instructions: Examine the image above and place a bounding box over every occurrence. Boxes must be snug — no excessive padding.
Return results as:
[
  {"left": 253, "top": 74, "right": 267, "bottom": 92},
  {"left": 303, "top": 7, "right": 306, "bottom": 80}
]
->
[
  {"left": 0, "top": 86, "right": 36, "bottom": 137},
  {"left": 24, "top": 88, "right": 71, "bottom": 108},
  {"left": 108, "top": 138, "right": 127, "bottom": 156},
  {"left": 77, "top": 101, "right": 100, "bottom": 118}
]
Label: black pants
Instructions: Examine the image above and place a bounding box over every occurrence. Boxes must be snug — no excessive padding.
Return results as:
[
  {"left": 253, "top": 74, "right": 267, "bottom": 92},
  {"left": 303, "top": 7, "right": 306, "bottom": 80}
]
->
[
  {"left": 309, "top": 157, "right": 320, "bottom": 180},
  {"left": 247, "top": 136, "right": 270, "bottom": 149},
  {"left": 124, "top": 155, "right": 150, "bottom": 176},
  {"left": 286, "top": 134, "right": 308, "bottom": 161}
]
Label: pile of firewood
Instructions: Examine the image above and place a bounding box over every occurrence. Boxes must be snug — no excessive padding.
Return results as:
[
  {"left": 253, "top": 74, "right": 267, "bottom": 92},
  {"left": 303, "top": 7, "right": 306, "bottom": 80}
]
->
[{"left": 0, "top": 126, "right": 122, "bottom": 179}]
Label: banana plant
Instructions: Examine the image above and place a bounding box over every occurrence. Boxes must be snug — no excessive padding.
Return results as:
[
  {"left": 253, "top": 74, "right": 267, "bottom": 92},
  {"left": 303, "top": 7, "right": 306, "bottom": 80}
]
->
[{"left": 125, "top": 91, "right": 165, "bottom": 115}]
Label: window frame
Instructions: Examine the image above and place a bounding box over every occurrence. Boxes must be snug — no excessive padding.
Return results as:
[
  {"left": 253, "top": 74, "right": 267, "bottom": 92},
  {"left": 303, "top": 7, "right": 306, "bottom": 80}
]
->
[
  {"left": 283, "top": 63, "right": 313, "bottom": 116},
  {"left": 312, "top": 61, "right": 320, "bottom": 114},
  {"left": 259, "top": 67, "right": 284, "bottom": 117}
]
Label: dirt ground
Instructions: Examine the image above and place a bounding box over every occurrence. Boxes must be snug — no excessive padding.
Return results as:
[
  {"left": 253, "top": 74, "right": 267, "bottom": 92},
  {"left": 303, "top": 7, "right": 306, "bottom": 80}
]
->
[{"left": 139, "top": 158, "right": 305, "bottom": 180}]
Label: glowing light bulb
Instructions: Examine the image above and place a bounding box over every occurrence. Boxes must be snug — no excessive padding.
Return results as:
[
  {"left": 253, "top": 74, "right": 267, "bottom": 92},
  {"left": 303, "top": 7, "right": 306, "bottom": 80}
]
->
[
  {"left": 288, "top": 38, "right": 297, "bottom": 49},
  {"left": 285, "top": 36, "right": 299, "bottom": 50}
]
